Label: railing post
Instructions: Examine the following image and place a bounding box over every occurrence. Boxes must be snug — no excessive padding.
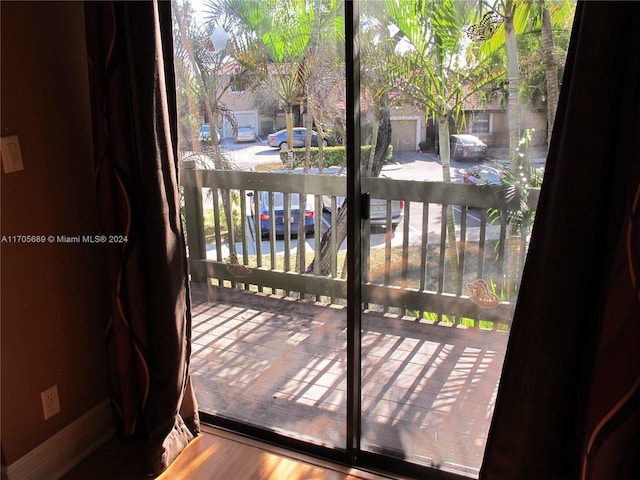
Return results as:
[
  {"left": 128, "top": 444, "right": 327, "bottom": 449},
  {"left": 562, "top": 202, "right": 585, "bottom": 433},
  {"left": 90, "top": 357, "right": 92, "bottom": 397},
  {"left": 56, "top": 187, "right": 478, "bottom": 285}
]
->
[{"left": 181, "top": 159, "right": 207, "bottom": 283}]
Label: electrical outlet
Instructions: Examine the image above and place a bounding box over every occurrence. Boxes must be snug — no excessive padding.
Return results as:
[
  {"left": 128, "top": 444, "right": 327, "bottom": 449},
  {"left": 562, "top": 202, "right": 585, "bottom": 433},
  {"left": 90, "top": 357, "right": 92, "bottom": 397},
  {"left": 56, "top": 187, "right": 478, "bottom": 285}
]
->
[{"left": 41, "top": 385, "right": 61, "bottom": 420}]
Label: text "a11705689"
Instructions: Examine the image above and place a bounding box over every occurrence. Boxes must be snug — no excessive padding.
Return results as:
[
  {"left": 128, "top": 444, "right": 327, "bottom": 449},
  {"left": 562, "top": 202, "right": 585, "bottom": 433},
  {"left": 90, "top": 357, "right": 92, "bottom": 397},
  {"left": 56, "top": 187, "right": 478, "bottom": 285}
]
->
[{"left": 1, "top": 234, "right": 128, "bottom": 244}]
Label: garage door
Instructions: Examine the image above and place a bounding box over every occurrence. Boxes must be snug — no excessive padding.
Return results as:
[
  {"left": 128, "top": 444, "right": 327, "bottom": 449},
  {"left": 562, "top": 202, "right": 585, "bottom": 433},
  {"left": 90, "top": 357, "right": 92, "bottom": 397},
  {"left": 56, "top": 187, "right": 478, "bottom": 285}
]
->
[
  {"left": 390, "top": 119, "right": 417, "bottom": 151},
  {"left": 223, "top": 111, "right": 258, "bottom": 139}
]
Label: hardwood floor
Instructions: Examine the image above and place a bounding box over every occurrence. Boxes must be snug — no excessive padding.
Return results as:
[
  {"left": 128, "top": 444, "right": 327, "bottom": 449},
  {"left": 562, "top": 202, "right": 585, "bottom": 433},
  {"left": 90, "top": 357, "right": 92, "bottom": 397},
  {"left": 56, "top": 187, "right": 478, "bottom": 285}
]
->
[{"left": 62, "top": 426, "right": 395, "bottom": 480}]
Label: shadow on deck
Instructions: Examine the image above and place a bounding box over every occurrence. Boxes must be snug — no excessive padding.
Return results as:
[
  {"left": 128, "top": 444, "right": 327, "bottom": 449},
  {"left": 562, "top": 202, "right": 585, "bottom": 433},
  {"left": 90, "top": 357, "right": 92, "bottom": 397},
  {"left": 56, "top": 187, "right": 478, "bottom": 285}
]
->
[{"left": 189, "top": 283, "right": 508, "bottom": 475}]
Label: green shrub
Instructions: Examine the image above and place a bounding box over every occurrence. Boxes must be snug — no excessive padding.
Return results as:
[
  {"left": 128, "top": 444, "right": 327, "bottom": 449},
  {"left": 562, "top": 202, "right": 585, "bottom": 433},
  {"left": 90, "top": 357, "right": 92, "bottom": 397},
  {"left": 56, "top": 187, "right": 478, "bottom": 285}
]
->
[
  {"left": 279, "top": 145, "right": 393, "bottom": 169},
  {"left": 419, "top": 139, "right": 433, "bottom": 152}
]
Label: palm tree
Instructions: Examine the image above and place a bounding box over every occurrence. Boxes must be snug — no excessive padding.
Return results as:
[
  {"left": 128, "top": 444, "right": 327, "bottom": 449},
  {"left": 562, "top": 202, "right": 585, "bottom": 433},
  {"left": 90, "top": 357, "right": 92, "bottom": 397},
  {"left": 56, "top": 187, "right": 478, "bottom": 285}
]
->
[
  {"left": 172, "top": 0, "right": 238, "bottom": 167},
  {"left": 501, "top": 0, "right": 522, "bottom": 167},
  {"left": 384, "top": 0, "right": 504, "bottom": 286},
  {"left": 207, "top": 0, "right": 317, "bottom": 169},
  {"left": 174, "top": 0, "right": 244, "bottom": 250},
  {"left": 539, "top": 0, "right": 558, "bottom": 147},
  {"left": 473, "top": 0, "right": 574, "bottom": 165},
  {"left": 302, "top": 0, "right": 344, "bottom": 168},
  {"left": 464, "top": 0, "right": 529, "bottom": 168},
  {"left": 360, "top": 0, "right": 403, "bottom": 178},
  {"left": 536, "top": 0, "right": 575, "bottom": 147},
  {"left": 206, "top": 0, "right": 347, "bottom": 277},
  {"left": 292, "top": 0, "right": 344, "bottom": 273}
]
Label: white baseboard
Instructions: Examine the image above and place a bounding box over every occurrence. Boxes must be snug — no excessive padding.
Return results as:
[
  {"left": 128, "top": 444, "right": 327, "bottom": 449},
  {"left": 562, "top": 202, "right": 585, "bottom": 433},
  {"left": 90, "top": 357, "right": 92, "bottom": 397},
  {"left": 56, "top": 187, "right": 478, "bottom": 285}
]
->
[{"left": 2, "top": 399, "right": 115, "bottom": 480}]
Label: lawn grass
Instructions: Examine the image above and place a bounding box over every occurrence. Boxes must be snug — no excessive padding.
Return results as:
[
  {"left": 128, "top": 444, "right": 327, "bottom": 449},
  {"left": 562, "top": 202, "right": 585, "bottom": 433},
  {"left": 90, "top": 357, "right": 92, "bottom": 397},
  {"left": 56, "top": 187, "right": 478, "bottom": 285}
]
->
[{"left": 253, "top": 161, "right": 284, "bottom": 172}]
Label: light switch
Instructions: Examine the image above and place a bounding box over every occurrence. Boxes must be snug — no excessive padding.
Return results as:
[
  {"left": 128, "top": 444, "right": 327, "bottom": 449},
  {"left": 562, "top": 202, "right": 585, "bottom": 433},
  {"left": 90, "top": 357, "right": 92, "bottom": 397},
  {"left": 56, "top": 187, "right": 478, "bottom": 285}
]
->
[{"left": 2, "top": 135, "right": 24, "bottom": 173}]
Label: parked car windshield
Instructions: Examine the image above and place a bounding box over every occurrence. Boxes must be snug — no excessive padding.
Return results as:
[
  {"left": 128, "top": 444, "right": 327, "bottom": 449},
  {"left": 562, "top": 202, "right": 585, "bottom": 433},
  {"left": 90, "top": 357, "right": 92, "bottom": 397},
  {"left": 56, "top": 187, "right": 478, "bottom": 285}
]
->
[{"left": 452, "top": 134, "right": 484, "bottom": 145}]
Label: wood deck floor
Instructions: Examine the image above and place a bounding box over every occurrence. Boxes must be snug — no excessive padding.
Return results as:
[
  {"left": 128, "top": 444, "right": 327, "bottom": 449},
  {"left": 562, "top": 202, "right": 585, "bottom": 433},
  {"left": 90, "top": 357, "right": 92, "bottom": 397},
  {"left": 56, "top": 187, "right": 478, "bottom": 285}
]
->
[{"left": 190, "top": 284, "right": 508, "bottom": 476}]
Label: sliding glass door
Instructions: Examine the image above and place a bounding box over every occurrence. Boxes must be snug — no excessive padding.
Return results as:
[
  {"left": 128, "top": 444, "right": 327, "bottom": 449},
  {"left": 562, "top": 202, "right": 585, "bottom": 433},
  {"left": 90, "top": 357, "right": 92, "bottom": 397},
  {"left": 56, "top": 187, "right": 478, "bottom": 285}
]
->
[{"left": 176, "top": 0, "right": 574, "bottom": 476}]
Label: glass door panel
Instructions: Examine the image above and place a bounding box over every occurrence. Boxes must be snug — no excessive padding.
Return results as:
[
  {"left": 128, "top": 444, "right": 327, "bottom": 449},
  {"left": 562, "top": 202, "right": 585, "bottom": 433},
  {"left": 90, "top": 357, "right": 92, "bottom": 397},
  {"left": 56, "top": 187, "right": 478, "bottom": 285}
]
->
[
  {"left": 175, "top": 0, "right": 348, "bottom": 451},
  {"left": 357, "top": 0, "right": 573, "bottom": 475}
]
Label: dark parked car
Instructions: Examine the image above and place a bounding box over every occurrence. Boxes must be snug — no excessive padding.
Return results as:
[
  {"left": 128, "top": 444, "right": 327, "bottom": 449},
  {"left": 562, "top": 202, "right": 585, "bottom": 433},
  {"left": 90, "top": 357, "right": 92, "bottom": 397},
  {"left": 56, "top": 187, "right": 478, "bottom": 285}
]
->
[
  {"left": 249, "top": 190, "right": 315, "bottom": 238},
  {"left": 267, "top": 128, "right": 328, "bottom": 149},
  {"left": 450, "top": 134, "right": 488, "bottom": 161},
  {"left": 462, "top": 165, "right": 504, "bottom": 185},
  {"left": 248, "top": 167, "right": 404, "bottom": 238}
]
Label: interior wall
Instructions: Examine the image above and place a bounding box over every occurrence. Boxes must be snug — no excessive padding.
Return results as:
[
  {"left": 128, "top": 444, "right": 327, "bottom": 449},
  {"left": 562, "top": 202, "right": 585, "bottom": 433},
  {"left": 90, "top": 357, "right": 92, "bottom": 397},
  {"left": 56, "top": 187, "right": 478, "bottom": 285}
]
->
[{"left": 1, "top": 1, "right": 110, "bottom": 465}]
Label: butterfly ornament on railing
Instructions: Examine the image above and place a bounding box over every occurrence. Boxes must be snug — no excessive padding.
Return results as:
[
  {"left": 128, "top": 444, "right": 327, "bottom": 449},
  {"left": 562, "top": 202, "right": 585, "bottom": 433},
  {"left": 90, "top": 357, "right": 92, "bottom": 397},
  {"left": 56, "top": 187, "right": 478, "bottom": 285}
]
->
[
  {"left": 226, "top": 253, "right": 252, "bottom": 278},
  {"left": 464, "top": 11, "right": 504, "bottom": 41},
  {"left": 467, "top": 279, "right": 501, "bottom": 308}
]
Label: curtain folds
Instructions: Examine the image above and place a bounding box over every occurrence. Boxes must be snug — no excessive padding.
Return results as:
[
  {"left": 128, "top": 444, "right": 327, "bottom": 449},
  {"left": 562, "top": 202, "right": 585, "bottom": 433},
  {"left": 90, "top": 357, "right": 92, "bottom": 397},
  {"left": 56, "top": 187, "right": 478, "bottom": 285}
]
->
[
  {"left": 481, "top": 2, "right": 640, "bottom": 479},
  {"left": 84, "top": 0, "right": 199, "bottom": 474}
]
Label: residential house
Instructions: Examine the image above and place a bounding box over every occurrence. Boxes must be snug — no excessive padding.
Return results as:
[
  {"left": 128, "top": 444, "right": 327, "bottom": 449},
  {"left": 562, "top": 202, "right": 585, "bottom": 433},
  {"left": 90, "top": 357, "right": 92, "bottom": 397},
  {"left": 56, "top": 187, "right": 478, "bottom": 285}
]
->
[
  {"left": 388, "top": 94, "right": 547, "bottom": 153},
  {"left": 459, "top": 90, "right": 548, "bottom": 149},
  {"left": 215, "top": 61, "right": 263, "bottom": 139}
]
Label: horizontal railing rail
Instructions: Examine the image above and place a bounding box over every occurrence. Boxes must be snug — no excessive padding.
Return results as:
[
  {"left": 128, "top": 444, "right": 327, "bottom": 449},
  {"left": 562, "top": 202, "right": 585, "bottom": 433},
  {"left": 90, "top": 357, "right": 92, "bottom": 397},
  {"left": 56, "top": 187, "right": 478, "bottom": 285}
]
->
[{"left": 181, "top": 160, "right": 539, "bottom": 329}]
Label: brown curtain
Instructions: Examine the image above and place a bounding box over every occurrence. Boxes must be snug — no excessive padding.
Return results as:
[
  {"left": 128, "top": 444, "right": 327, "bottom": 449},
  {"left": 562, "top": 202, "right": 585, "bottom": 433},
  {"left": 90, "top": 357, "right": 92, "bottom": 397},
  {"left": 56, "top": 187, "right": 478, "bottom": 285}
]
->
[
  {"left": 84, "top": 0, "right": 199, "bottom": 474},
  {"left": 481, "top": 2, "right": 640, "bottom": 479}
]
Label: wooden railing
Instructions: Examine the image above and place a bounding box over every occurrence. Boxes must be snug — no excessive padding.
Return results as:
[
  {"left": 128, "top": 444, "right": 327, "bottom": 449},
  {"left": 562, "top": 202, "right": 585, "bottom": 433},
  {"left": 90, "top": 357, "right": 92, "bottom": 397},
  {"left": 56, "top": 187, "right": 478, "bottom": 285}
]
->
[{"left": 181, "top": 160, "right": 539, "bottom": 329}]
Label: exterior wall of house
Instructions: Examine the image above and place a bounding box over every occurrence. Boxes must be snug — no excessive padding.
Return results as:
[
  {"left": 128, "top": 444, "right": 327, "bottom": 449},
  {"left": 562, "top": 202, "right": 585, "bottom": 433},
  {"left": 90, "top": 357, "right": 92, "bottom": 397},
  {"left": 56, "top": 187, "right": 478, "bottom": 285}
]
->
[
  {"left": 462, "top": 110, "right": 548, "bottom": 149},
  {"left": 522, "top": 110, "right": 549, "bottom": 146},
  {"left": 217, "top": 88, "right": 270, "bottom": 139},
  {"left": 1, "top": 1, "right": 110, "bottom": 467},
  {"left": 471, "top": 111, "right": 508, "bottom": 147},
  {"left": 275, "top": 112, "right": 287, "bottom": 131}
]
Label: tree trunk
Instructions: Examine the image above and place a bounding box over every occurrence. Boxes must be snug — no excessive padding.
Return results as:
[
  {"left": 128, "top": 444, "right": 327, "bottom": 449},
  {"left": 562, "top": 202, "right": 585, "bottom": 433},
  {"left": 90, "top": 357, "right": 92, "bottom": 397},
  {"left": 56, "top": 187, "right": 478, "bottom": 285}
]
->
[
  {"left": 307, "top": 201, "right": 348, "bottom": 276},
  {"left": 369, "top": 115, "right": 391, "bottom": 177},
  {"left": 296, "top": 0, "right": 323, "bottom": 276},
  {"left": 304, "top": 103, "right": 313, "bottom": 171},
  {"left": 540, "top": 0, "right": 559, "bottom": 148},
  {"left": 504, "top": 5, "right": 522, "bottom": 169},
  {"left": 437, "top": 116, "right": 459, "bottom": 287},
  {"left": 366, "top": 122, "right": 379, "bottom": 177},
  {"left": 306, "top": 111, "right": 392, "bottom": 275},
  {"left": 285, "top": 108, "right": 295, "bottom": 170},
  {"left": 296, "top": 99, "right": 314, "bottom": 275}
]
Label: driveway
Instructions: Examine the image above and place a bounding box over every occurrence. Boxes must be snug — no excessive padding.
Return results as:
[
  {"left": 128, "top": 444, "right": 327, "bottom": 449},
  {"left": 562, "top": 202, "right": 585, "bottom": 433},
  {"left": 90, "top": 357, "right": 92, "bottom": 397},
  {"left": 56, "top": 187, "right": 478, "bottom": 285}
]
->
[
  {"left": 222, "top": 141, "right": 447, "bottom": 181},
  {"left": 218, "top": 138, "right": 282, "bottom": 171},
  {"left": 221, "top": 140, "right": 547, "bottom": 180}
]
